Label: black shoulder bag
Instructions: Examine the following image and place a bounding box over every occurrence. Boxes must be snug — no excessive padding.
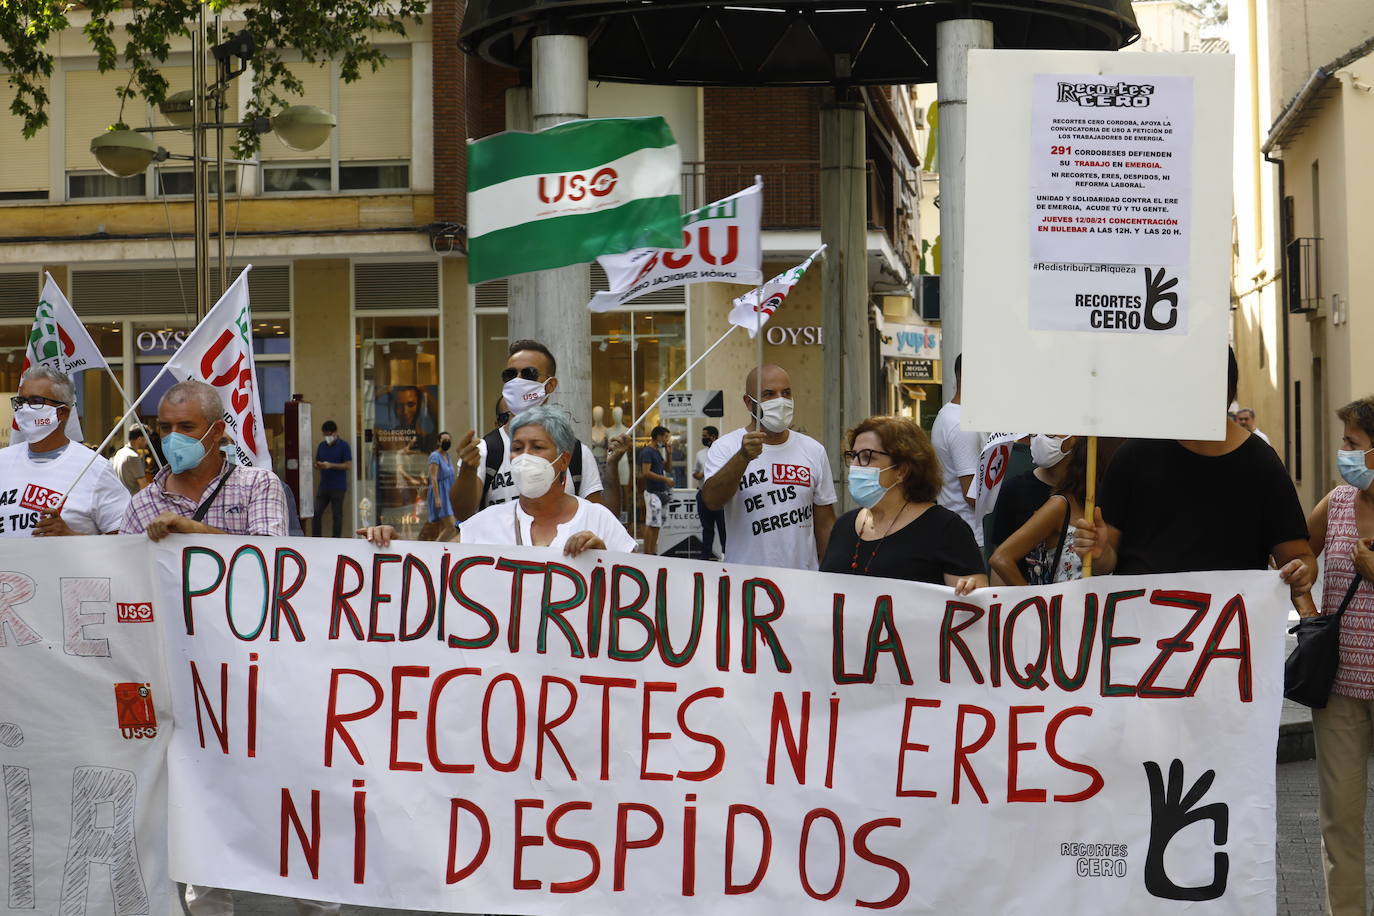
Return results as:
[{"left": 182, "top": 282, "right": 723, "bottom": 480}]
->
[
  {"left": 1284, "top": 572, "right": 1364, "bottom": 709},
  {"left": 192, "top": 466, "right": 235, "bottom": 523}
]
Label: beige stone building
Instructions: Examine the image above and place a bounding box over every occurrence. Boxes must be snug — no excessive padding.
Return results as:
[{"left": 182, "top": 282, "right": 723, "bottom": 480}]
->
[{"left": 1232, "top": 0, "right": 1374, "bottom": 507}]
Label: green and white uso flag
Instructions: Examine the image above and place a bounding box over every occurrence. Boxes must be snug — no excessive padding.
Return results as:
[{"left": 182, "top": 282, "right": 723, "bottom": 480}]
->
[
  {"left": 466, "top": 117, "right": 683, "bottom": 283},
  {"left": 12, "top": 272, "right": 110, "bottom": 442}
]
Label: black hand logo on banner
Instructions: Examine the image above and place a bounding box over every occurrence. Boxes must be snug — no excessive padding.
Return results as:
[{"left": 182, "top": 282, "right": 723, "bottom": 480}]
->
[
  {"left": 1143, "top": 759, "right": 1229, "bottom": 900},
  {"left": 1143, "top": 268, "right": 1180, "bottom": 331}
]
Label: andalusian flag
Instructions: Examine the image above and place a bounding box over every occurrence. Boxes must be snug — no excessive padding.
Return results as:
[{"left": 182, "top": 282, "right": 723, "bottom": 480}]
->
[{"left": 466, "top": 117, "right": 683, "bottom": 283}]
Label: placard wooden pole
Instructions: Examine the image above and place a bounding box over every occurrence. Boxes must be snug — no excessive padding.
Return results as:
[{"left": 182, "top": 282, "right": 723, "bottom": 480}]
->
[{"left": 1083, "top": 434, "right": 1098, "bottom": 577}]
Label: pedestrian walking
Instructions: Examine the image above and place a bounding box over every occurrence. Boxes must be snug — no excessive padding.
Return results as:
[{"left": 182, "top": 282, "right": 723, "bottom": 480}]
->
[{"left": 312, "top": 420, "right": 351, "bottom": 538}]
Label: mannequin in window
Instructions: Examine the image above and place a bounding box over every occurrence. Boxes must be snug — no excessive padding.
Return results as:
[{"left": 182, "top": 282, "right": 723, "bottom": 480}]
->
[
  {"left": 590, "top": 405, "right": 609, "bottom": 479},
  {"left": 607, "top": 405, "right": 631, "bottom": 521}
]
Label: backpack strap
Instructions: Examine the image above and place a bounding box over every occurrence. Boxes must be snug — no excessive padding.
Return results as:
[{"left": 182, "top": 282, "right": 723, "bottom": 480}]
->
[
  {"left": 480, "top": 429, "right": 504, "bottom": 504},
  {"left": 570, "top": 440, "right": 584, "bottom": 492}
]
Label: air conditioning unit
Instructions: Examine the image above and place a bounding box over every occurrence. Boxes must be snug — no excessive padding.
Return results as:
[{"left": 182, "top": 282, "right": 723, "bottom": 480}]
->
[{"left": 912, "top": 106, "right": 927, "bottom": 130}]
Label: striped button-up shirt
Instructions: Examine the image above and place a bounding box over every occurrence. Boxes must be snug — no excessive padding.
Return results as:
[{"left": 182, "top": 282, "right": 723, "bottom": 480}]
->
[{"left": 120, "top": 459, "right": 289, "bottom": 536}]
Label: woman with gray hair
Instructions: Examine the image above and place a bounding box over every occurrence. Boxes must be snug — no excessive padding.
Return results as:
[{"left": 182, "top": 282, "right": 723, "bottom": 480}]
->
[
  {"left": 361, "top": 405, "right": 635, "bottom": 556},
  {"left": 0, "top": 365, "right": 129, "bottom": 536}
]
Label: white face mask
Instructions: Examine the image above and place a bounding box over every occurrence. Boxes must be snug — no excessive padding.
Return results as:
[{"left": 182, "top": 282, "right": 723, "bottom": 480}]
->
[
  {"left": 15, "top": 403, "right": 61, "bottom": 438},
  {"left": 510, "top": 452, "right": 562, "bottom": 499},
  {"left": 751, "top": 396, "right": 794, "bottom": 434},
  {"left": 502, "top": 377, "right": 550, "bottom": 416},
  {"left": 324, "top": 435, "right": 337, "bottom": 445},
  {"left": 1030, "top": 434, "right": 1069, "bottom": 469}
]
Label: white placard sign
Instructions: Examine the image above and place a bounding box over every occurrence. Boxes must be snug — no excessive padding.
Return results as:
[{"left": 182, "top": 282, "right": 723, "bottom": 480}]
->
[
  {"left": 148, "top": 534, "right": 1285, "bottom": 915},
  {"left": 0, "top": 536, "right": 177, "bottom": 916},
  {"left": 659, "top": 389, "right": 723, "bottom": 419},
  {"left": 962, "top": 51, "right": 1234, "bottom": 440}
]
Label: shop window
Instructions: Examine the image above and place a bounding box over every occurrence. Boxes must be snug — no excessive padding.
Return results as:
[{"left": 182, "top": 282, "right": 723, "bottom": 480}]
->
[
  {"left": 472, "top": 309, "right": 690, "bottom": 514},
  {"left": 356, "top": 315, "right": 440, "bottom": 539}
]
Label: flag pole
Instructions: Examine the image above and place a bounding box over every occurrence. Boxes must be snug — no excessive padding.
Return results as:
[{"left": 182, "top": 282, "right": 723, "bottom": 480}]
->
[
  {"left": 54, "top": 364, "right": 172, "bottom": 515},
  {"left": 1082, "top": 435, "right": 1098, "bottom": 577},
  {"left": 626, "top": 323, "right": 741, "bottom": 434},
  {"left": 100, "top": 366, "right": 164, "bottom": 471}
]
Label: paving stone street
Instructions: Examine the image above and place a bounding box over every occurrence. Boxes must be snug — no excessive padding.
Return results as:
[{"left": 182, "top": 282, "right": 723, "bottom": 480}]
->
[{"left": 216, "top": 755, "right": 1373, "bottom": 916}]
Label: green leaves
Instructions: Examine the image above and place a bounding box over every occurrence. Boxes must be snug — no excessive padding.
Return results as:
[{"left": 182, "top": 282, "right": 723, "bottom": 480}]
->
[{"left": 0, "top": 0, "right": 425, "bottom": 152}]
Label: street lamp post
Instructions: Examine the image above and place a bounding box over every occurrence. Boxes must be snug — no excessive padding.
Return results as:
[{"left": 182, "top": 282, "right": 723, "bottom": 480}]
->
[{"left": 90, "top": 12, "right": 336, "bottom": 318}]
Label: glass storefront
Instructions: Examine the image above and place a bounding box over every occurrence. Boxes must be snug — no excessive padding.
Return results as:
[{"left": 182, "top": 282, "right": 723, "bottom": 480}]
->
[{"left": 356, "top": 314, "right": 441, "bottom": 539}]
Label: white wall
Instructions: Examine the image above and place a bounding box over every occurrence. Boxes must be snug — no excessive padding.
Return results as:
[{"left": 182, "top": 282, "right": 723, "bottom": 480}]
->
[{"left": 588, "top": 82, "right": 700, "bottom": 160}]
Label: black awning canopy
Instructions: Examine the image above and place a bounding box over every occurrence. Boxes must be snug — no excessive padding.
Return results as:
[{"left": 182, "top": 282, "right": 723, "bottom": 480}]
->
[{"left": 460, "top": 0, "right": 1140, "bottom": 86}]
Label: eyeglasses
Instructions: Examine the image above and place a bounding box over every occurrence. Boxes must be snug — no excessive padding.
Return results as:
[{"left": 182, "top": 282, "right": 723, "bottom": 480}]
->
[
  {"left": 10, "top": 395, "right": 69, "bottom": 410},
  {"left": 500, "top": 366, "right": 541, "bottom": 383},
  {"left": 843, "top": 448, "right": 892, "bottom": 467}
]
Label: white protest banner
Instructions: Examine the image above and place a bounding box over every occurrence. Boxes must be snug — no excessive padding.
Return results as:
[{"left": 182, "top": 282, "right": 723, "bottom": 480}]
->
[
  {"left": 971, "top": 431, "right": 1024, "bottom": 524},
  {"left": 151, "top": 534, "right": 1284, "bottom": 914},
  {"left": 0, "top": 536, "right": 176, "bottom": 916},
  {"left": 962, "top": 51, "right": 1234, "bottom": 440},
  {"left": 160, "top": 267, "right": 271, "bottom": 467},
  {"left": 588, "top": 182, "right": 763, "bottom": 312}
]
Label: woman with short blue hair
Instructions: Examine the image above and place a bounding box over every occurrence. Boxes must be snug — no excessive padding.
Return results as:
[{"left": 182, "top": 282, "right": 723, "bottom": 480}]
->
[{"left": 361, "top": 405, "right": 635, "bottom": 556}]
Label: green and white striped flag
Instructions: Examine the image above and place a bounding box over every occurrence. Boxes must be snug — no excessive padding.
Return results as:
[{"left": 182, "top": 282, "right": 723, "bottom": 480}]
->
[{"left": 466, "top": 117, "right": 683, "bottom": 284}]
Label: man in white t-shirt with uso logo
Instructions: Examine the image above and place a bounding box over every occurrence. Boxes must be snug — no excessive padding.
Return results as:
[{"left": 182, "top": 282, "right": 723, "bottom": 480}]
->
[
  {"left": 700, "top": 364, "right": 836, "bottom": 570},
  {"left": 0, "top": 365, "right": 129, "bottom": 537}
]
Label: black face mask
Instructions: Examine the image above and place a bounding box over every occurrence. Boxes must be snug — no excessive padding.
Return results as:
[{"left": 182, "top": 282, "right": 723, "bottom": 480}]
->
[
  {"left": 440, "top": 440, "right": 452, "bottom": 451},
  {"left": 495, "top": 412, "right": 511, "bottom": 429},
  {"left": 701, "top": 437, "right": 714, "bottom": 447}
]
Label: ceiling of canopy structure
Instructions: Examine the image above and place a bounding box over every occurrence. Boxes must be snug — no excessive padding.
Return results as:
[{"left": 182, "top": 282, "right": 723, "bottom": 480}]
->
[{"left": 460, "top": 0, "right": 1140, "bottom": 86}]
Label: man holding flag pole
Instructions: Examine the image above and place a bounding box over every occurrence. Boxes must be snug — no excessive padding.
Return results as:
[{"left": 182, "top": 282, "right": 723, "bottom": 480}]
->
[{"left": 0, "top": 365, "right": 129, "bottom": 537}]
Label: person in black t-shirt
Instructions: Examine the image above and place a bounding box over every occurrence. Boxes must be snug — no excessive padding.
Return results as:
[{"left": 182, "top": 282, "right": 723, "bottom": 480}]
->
[
  {"left": 820, "top": 415, "right": 985, "bottom": 591},
  {"left": 987, "top": 433, "right": 1074, "bottom": 581},
  {"left": 1073, "top": 350, "right": 1315, "bottom": 596}
]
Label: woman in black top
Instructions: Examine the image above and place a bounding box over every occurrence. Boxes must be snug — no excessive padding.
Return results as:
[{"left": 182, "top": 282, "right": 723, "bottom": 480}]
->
[{"left": 820, "top": 415, "right": 986, "bottom": 593}]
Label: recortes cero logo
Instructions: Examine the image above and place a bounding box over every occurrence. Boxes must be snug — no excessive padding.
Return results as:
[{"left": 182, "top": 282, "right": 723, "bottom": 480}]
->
[
  {"left": 538, "top": 167, "right": 619, "bottom": 204},
  {"left": 1056, "top": 81, "right": 1155, "bottom": 108}
]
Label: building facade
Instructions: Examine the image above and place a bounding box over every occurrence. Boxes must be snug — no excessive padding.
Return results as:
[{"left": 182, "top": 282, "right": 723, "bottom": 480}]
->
[
  {"left": 0, "top": 2, "right": 927, "bottom": 538},
  {"left": 1232, "top": 0, "right": 1374, "bottom": 507}
]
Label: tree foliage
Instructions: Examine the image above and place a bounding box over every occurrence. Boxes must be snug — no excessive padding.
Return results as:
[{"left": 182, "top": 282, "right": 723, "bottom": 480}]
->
[{"left": 0, "top": 0, "right": 426, "bottom": 155}]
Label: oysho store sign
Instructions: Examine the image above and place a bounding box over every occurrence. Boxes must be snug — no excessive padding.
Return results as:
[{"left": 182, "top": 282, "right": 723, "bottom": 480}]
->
[
  {"left": 763, "top": 325, "right": 823, "bottom": 345},
  {"left": 135, "top": 329, "right": 189, "bottom": 354}
]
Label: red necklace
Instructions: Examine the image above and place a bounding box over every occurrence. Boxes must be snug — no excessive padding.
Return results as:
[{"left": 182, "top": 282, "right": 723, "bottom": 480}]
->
[{"left": 850, "top": 502, "right": 908, "bottom": 573}]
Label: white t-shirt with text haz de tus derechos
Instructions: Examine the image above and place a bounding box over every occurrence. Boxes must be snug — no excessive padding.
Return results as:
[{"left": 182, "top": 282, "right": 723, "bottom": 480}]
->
[
  {"left": 701, "top": 427, "right": 836, "bottom": 571},
  {"left": 0, "top": 442, "right": 129, "bottom": 536}
]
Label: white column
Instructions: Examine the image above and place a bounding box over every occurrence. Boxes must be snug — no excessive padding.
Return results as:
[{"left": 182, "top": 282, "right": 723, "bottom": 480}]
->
[
  {"left": 820, "top": 100, "right": 870, "bottom": 501},
  {"left": 935, "top": 18, "right": 994, "bottom": 401},
  {"left": 518, "top": 34, "right": 592, "bottom": 436}
]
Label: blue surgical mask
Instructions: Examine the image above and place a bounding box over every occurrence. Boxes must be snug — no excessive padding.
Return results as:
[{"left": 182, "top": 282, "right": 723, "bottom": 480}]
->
[
  {"left": 1338, "top": 448, "right": 1374, "bottom": 491},
  {"left": 846, "top": 465, "right": 893, "bottom": 508},
  {"left": 164, "top": 428, "right": 214, "bottom": 475}
]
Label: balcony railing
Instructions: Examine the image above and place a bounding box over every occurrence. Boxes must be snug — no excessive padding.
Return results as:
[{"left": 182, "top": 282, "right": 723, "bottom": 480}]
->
[{"left": 1285, "top": 236, "right": 1322, "bottom": 313}]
